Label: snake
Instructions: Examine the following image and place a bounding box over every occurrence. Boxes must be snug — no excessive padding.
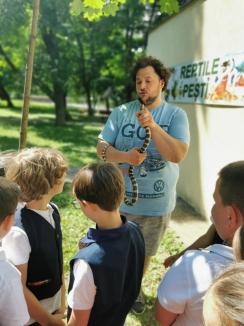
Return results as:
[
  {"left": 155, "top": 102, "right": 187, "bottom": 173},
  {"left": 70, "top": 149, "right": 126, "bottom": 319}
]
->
[{"left": 124, "top": 103, "right": 151, "bottom": 206}]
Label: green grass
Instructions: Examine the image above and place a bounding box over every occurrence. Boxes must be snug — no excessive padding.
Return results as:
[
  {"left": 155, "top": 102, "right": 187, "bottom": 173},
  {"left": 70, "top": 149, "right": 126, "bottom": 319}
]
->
[
  {"left": 0, "top": 100, "right": 184, "bottom": 325},
  {"left": 0, "top": 100, "right": 103, "bottom": 166}
]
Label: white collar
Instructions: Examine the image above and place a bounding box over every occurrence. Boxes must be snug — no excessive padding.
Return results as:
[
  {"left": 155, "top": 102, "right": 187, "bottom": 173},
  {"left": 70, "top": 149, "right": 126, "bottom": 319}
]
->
[
  {"left": 30, "top": 204, "right": 55, "bottom": 227},
  {"left": 202, "top": 244, "right": 233, "bottom": 261}
]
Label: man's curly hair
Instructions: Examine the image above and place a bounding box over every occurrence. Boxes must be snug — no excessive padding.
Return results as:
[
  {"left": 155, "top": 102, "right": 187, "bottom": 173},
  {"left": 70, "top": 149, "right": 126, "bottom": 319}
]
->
[{"left": 132, "top": 56, "right": 171, "bottom": 91}]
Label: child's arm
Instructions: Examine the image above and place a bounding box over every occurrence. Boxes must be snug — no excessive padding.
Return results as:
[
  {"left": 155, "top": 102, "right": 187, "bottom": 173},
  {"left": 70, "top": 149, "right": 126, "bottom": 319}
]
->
[
  {"left": 164, "top": 223, "right": 216, "bottom": 268},
  {"left": 155, "top": 299, "right": 178, "bottom": 326},
  {"left": 0, "top": 269, "right": 30, "bottom": 326},
  {"left": 67, "top": 309, "right": 91, "bottom": 326},
  {"left": 67, "top": 260, "right": 96, "bottom": 326},
  {"left": 55, "top": 273, "right": 66, "bottom": 318},
  {"left": 17, "top": 263, "right": 65, "bottom": 326}
]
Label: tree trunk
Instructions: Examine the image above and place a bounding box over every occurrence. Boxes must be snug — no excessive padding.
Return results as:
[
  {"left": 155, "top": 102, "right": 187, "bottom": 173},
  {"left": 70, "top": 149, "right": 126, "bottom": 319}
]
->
[
  {"left": 0, "top": 83, "right": 14, "bottom": 108},
  {"left": 53, "top": 91, "right": 66, "bottom": 126},
  {"left": 85, "top": 85, "right": 94, "bottom": 116},
  {"left": 105, "top": 98, "right": 110, "bottom": 112},
  {"left": 74, "top": 32, "right": 94, "bottom": 117},
  {"left": 19, "top": 0, "right": 40, "bottom": 150},
  {"left": 125, "top": 81, "right": 134, "bottom": 102}
]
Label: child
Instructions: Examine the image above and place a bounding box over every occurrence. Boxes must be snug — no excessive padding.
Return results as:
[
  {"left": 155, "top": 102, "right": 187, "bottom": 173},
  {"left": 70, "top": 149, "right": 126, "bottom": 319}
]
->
[
  {"left": 203, "top": 262, "right": 244, "bottom": 326},
  {"left": 67, "top": 162, "right": 145, "bottom": 326},
  {"left": 203, "top": 225, "right": 244, "bottom": 325},
  {"left": 0, "top": 177, "right": 29, "bottom": 325},
  {"left": 2, "top": 147, "right": 68, "bottom": 326}
]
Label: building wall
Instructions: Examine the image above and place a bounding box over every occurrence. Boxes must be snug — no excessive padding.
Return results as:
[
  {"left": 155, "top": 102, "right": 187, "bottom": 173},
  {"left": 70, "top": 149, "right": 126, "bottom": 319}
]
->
[{"left": 147, "top": 0, "right": 244, "bottom": 218}]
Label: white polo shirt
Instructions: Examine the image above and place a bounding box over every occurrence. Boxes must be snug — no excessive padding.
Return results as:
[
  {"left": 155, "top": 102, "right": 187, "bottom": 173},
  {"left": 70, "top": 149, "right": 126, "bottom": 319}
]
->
[
  {"left": 157, "top": 244, "right": 234, "bottom": 326},
  {"left": 0, "top": 247, "right": 29, "bottom": 326}
]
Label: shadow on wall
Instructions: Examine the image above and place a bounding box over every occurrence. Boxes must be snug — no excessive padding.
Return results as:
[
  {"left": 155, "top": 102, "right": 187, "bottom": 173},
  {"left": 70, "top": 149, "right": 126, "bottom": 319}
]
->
[
  {"left": 178, "top": 102, "right": 206, "bottom": 217},
  {"left": 175, "top": 1, "right": 206, "bottom": 217},
  {"left": 153, "top": 0, "right": 206, "bottom": 216}
]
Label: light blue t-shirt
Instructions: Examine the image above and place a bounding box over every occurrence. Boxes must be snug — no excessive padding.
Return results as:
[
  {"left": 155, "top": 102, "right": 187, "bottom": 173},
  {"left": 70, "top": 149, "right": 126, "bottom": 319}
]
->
[{"left": 98, "top": 100, "right": 190, "bottom": 216}]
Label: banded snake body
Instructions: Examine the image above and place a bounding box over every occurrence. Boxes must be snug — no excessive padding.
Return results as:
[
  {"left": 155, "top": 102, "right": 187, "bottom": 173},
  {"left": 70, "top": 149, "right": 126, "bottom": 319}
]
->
[{"left": 124, "top": 103, "right": 151, "bottom": 206}]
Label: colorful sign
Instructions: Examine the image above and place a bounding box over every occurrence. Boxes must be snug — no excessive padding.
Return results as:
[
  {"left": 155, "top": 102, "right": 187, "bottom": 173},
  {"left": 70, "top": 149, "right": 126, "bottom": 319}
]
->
[{"left": 166, "top": 53, "right": 244, "bottom": 106}]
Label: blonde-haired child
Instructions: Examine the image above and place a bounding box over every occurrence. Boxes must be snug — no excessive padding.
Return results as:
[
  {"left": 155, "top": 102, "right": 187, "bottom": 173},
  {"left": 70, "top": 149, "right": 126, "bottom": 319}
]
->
[
  {"left": 203, "top": 220, "right": 244, "bottom": 326},
  {"left": 203, "top": 262, "right": 244, "bottom": 326},
  {"left": 3, "top": 147, "right": 68, "bottom": 326}
]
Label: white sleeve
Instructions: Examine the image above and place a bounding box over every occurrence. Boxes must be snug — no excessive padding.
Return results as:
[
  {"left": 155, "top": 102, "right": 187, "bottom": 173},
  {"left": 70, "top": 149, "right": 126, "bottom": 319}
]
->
[
  {"left": 157, "top": 255, "right": 190, "bottom": 314},
  {"left": 2, "top": 226, "right": 31, "bottom": 265},
  {"left": 68, "top": 259, "right": 96, "bottom": 310},
  {"left": 0, "top": 270, "right": 30, "bottom": 326}
]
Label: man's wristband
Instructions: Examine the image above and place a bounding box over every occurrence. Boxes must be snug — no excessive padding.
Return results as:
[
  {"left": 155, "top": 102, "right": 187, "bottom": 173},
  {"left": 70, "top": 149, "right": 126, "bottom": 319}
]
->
[{"left": 101, "top": 143, "right": 111, "bottom": 162}]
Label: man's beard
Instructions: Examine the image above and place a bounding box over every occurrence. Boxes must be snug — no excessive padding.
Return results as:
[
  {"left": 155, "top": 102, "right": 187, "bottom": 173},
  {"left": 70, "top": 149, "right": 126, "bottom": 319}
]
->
[{"left": 138, "top": 95, "right": 158, "bottom": 106}]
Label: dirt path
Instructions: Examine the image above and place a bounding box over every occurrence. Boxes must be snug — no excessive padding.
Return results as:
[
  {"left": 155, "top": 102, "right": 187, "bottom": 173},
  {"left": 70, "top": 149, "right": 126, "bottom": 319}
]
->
[{"left": 170, "top": 197, "right": 209, "bottom": 246}]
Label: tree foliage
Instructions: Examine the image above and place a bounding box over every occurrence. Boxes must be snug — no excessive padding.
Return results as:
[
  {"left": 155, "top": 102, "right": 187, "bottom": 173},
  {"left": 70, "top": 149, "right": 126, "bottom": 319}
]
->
[
  {"left": 0, "top": 0, "right": 30, "bottom": 105},
  {"left": 0, "top": 0, "right": 182, "bottom": 125},
  {"left": 34, "top": 0, "right": 72, "bottom": 125},
  {"left": 99, "top": 0, "right": 161, "bottom": 103},
  {"left": 71, "top": 0, "right": 179, "bottom": 20}
]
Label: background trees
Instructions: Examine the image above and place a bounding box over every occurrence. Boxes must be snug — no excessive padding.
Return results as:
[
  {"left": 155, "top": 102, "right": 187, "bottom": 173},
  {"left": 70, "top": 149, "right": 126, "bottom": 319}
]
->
[
  {"left": 0, "top": 0, "right": 29, "bottom": 106},
  {"left": 0, "top": 0, "right": 182, "bottom": 125},
  {"left": 34, "top": 0, "right": 72, "bottom": 125}
]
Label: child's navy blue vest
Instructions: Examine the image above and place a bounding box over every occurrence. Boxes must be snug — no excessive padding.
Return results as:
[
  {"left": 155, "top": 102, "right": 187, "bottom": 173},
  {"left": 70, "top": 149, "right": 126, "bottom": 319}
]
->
[
  {"left": 20, "top": 203, "right": 63, "bottom": 300},
  {"left": 68, "top": 217, "right": 145, "bottom": 326}
]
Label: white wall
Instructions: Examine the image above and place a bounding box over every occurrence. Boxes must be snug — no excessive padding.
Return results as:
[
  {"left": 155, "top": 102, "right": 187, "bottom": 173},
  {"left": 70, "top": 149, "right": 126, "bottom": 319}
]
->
[{"left": 147, "top": 0, "right": 244, "bottom": 218}]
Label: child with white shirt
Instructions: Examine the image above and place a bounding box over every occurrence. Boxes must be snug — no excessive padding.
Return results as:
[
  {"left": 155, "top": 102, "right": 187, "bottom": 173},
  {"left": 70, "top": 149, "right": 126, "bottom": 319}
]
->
[
  {"left": 67, "top": 162, "right": 145, "bottom": 326},
  {"left": 0, "top": 177, "right": 29, "bottom": 326},
  {"left": 2, "top": 147, "right": 68, "bottom": 326}
]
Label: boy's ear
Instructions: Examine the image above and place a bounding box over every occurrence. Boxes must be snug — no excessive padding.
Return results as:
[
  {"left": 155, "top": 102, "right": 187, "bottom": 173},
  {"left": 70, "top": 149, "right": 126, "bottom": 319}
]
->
[
  {"left": 228, "top": 205, "right": 243, "bottom": 230},
  {"left": 80, "top": 199, "right": 93, "bottom": 209},
  {"left": 80, "top": 199, "right": 87, "bottom": 207},
  {"left": 79, "top": 199, "right": 98, "bottom": 212}
]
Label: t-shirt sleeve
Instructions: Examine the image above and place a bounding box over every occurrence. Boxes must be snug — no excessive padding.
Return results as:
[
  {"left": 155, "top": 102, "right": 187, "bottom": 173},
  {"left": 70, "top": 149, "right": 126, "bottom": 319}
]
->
[
  {"left": 157, "top": 256, "right": 190, "bottom": 314},
  {"left": 0, "top": 268, "right": 30, "bottom": 326},
  {"left": 169, "top": 108, "right": 190, "bottom": 145},
  {"left": 98, "top": 108, "right": 119, "bottom": 145},
  {"left": 2, "top": 226, "right": 31, "bottom": 265},
  {"left": 68, "top": 259, "right": 96, "bottom": 310}
]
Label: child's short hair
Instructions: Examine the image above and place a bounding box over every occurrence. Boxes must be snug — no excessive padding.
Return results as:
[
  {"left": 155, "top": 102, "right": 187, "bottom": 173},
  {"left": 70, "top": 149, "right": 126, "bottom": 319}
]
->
[
  {"left": 0, "top": 150, "right": 17, "bottom": 177},
  {"left": 6, "top": 147, "right": 68, "bottom": 202},
  {"left": 0, "top": 177, "right": 20, "bottom": 222},
  {"left": 72, "top": 162, "right": 124, "bottom": 211},
  {"left": 218, "top": 161, "right": 244, "bottom": 216}
]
